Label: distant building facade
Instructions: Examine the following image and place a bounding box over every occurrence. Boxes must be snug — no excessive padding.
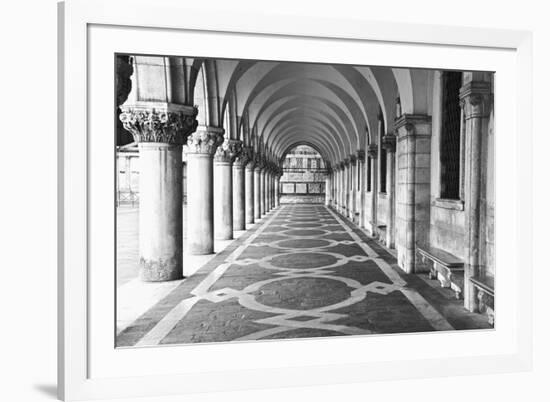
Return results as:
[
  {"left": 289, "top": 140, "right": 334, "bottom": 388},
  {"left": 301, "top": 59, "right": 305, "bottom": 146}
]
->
[{"left": 279, "top": 145, "right": 327, "bottom": 204}]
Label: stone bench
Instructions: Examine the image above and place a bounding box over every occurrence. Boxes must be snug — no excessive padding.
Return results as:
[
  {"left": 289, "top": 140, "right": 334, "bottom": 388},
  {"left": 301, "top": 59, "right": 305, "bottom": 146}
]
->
[
  {"left": 417, "top": 245, "right": 464, "bottom": 299},
  {"left": 470, "top": 273, "right": 495, "bottom": 327}
]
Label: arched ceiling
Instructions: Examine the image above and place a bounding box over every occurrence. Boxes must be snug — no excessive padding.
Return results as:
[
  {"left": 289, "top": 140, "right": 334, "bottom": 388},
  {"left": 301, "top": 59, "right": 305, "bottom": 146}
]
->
[{"left": 191, "top": 58, "right": 432, "bottom": 167}]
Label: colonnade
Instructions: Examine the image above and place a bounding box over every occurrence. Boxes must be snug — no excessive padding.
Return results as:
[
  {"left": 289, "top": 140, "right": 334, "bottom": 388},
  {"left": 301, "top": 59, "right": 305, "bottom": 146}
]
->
[
  {"left": 121, "top": 108, "right": 281, "bottom": 282},
  {"left": 117, "top": 55, "right": 494, "bottom": 319}
]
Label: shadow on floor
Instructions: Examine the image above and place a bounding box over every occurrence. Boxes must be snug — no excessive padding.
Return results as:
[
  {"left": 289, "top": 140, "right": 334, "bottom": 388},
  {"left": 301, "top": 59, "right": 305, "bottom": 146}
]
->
[{"left": 33, "top": 384, "right": 57, "bottom": 399}]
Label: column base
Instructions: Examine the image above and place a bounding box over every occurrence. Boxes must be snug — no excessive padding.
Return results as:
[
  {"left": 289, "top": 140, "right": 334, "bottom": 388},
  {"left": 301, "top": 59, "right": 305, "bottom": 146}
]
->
[{"left": 139, "top": 257, "right": 183, "bottom": 282}]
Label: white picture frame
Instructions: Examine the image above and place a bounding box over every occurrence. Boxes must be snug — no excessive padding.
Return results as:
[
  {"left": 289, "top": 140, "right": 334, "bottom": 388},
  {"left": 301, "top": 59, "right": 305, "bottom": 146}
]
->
[{"left": 58, "top": 0, "right": 533, "bottom": 400}]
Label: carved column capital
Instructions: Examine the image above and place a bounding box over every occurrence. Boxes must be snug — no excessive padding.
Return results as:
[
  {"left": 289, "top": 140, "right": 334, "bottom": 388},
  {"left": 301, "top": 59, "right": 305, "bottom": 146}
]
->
[
  {"left": 245, "top": 149, "right": 256, "bottom": 170},
  {"left": 120, "top": 105, "right": 198, "bottom": 145},
  {"left": 185, "top": 126, "right": 225, "bottom": 155},
  {"left": 356, "top": 150, "right": 365, "bottom": 162},
  {"left": 460, "top": 81, "right": 492, "bottom": 120},
  {"left": 343, "top": 158, "right": 350, "bottom": 167},
  {"left": 234, "top": 145, "right": 252, "bottom": 168},
  {"left": 394, "top": 114, "right": 432, "bottom": 139},
  {"left": 214, "top": 139, "right": 243, "bottom": 163},
  {"left": 381, "top": 134, "right": 397, "bottom": 153},
  {"left": 349, "top": 154, "right": 357, "bottom": 165},
  {"left": 367, "top": 143, "right": 378, "bottom": 159},
  {"left": 254, "top": 154, "right": 265, "bottom": 171}
]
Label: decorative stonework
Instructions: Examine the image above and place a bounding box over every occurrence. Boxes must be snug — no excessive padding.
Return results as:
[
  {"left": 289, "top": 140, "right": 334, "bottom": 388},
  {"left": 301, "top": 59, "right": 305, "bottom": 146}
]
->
[
  {"left": 254, "top": 153, "right": 265, "bottom": 170},
  {"left": 394, "top": 114, "right": 432, "bottom": 140},
  {"left": 120, "top": 107, "right": 198, "bottom": 145},
  {"left": 343, "top": 158, "right": 350, "bottom": 166},
  {"left": 214, "top": 139, "right": 243, "bottom": 163},
  {"left": 235, "top": 146, "right": 253, "bottom": 168},
  {"left": 349, "top": 155, "right": 357, "bottom": 165},
  {"left": 356, "top": 150, "right": 365, "bottom": 162},
  {"left": 116, "top": 55, "right": 133, "bottom": 107},
  {"left": 460, "top": 81, "right": 492, "bottom": 120},
  {"left": 186, "top": 126, "right": 225, "bottom": 155},
  {"left": 367, "top": 143, "right": 378, "bottom": 159},
  {"left": 381, "top": 134, "right": 397, "bottom": 153}
]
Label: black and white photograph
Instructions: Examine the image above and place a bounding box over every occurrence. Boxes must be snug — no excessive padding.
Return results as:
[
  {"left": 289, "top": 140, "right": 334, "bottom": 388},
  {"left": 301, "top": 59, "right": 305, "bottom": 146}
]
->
[
  {"left": 115, "top": 55, "right": 495, "bottom": 347},
  {"left": 4, "top": 0, "right": 548, "bottom": 400}
]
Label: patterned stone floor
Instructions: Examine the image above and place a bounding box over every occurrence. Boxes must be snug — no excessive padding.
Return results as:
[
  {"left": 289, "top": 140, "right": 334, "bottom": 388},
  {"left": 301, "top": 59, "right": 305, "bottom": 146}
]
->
[{"left": 116, "top": 204, "right": 489, "bottom": 347}]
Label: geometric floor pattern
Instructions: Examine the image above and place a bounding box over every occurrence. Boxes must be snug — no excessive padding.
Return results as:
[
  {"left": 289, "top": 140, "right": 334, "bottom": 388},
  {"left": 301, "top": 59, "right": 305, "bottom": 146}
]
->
[{"left": 116, "top": 204, "right": 490, "bottom": 347}]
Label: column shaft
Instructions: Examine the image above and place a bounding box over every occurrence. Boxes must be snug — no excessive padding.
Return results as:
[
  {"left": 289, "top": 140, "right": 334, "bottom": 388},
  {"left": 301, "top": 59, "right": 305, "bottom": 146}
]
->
[
  {"left": 370, "top": 155, "right": 378, "bottom": 236},
  {"left": 187, "top": 153, "right": 214, "bottom": 254},
  {"left": 214, "top": 159, "right": 233, "bottom": 240},
  {"left": 138, "top": 143, "right": 183, "bottom": 281},
  {"left": 254, "top": 168, "right": 262, "bottom": 219},
  {"left": 274, "top": 176, "right": 280, "bottom": 207},
  {"left": 246, "top": 165, "right": 255, "bottom": 223},
  {"left": 233, "top": 163, "right": 246, "bottom": 230},
  {"left": 260, "top": 170, "right": 266, "bottom": 215},
  {"left": 461, "top": 82, "right": 491, "bottom": 311},
  {"left": 386, "top": 152, "right": 396, "bottom": 248}
]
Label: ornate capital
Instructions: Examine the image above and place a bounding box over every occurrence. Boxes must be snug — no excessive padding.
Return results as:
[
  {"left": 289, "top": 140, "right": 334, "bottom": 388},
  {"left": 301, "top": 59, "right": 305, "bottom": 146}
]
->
[
  {"left": 234, "top": 145, "right": 252, "bottom": 167},
  {"left": 356, "top": 150, "right": 365, "bottom": 162},
  {"left": 120, "top": 106, "right": 198, "bottom": 145},
  {"left": 394, "top": 114, "right": 431, "bottom": 139},
  {"left": 185, "top": 126, "right": 224, "bottom": 155},
  {"left": 367, "top": 143, "right": 378, "bottom": 159},
  {"left": 381, "top": 134, "right": 397, "bottom": 153},
  {"left": 214, "top": 139, "right": 243, "bottom": 163},
  {"left": 343, "top": 158, "right": 350, "bottom": 167},
  {"left": 254, "top": 153, "right": 265, "bottom": 170},
  {"left": 460, "top": 81, "right": 492, "bottom": 120},
  {"left": 349, "top": 154, "right": 357, "bottom": 165}
]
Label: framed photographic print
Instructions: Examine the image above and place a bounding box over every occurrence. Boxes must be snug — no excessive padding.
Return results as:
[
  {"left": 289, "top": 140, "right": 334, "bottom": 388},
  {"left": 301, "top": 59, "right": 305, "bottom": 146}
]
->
[{"left": 58, "top": 0, "right": 533, "bottom": 400}]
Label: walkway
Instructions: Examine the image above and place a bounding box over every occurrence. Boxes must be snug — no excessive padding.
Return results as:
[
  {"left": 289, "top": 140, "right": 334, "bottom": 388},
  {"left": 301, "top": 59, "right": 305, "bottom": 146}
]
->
[{"left": 116, "top": 204, "right": 489, "bottom": 347}]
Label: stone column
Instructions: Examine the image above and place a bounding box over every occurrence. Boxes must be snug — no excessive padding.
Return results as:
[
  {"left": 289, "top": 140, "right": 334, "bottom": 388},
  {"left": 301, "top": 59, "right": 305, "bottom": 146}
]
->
[
  {"left": 367, "top": 143, "right": 378, "bottom": 236},
  {"left": 332, "top": 165, "right": 340, "bottom": 211},
  {"left": 185, "top": 126, "right": 224, "bottom": 255},
  {"left": 266, "top": 169, "right": 272, "bottom": 212},
  {"left": 325, "top": 172, "right": 331, "bottom": 206},
  {"left": 356, "top": 151, "right": 365, "bottom": 228},
  {"left": 254, "top": 160, "right": 262, "bottom": 219},
  {"left": 245, "top": 154, "right": 256, "bottom": 224},
  {"left": 335, "top": 166, "right": 341, "bottom": 211},
  {"left": 339, "top": 162, "right": 346, "bottom": 215},
  {"left": 214, "top": 139, "right": 242, "bottom": 240},
  {"left": 382, "top": 134, "right": 397, "bottom": 248},
  {"left": 269, "top": 168, "right": 275, "bottom": 209},
  {"left": 260, "top": 168, "right": 266, "bottom": 215},
  {"left": 460, "top": 81, "right": 492, "bottom": 311},
  {"left": 120, "top": 105, "right": 198, "bottom": 281},
  {"left": 394, "top": 115, "right": 432, "bottom": 273},
  {"left": 349, "top": 155, "right": 357, "bottom": 221},
  {"left": 363, "top": 157, "right": 369, "bottom": 229},
  {"left": 233, "top": 146, "right": 250, "bottom": 231},
  {"left": 274, "top": 171, "right": 280, "bottom": 207},
  {"left": 342, "top": 159, "right": 348, "bottom": 217}
]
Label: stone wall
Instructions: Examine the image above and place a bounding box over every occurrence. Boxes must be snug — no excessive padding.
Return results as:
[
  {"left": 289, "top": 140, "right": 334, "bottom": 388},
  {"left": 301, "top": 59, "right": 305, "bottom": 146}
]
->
[{"left": 426, "top": 72, "right": 494, "bottom": 278}]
